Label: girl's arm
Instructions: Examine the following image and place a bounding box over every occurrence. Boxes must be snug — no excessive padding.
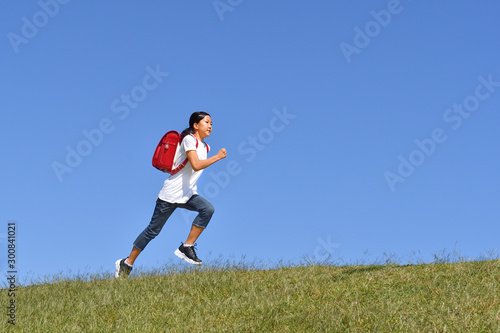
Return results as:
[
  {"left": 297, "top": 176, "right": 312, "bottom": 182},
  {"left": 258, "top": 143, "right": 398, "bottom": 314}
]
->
[{"left": 187, "top": 148, "right": 227, "bottom": 172}]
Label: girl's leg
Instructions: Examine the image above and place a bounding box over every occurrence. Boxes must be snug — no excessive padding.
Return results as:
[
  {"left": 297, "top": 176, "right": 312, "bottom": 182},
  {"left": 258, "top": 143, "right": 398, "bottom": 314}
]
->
[
  {"left": 130, "top": 198, "right": 176, "bottom": 263},
  {"left": 179, "top": 195, "right": 214, "bottom": 244},
  {"left": 185, "top": 225, "right": 205, "bottom": 245},
  {"left": 174, "top": 196, "right": 214, "bottom": 265},
  {"left": 125, "top": 246, "right": 141, "bottom": 266}
]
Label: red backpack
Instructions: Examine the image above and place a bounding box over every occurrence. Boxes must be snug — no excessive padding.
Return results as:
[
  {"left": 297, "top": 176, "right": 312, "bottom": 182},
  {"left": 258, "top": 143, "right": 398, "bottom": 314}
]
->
[{"left": 152, "top": 131, "right": 207, "bottom": 175}]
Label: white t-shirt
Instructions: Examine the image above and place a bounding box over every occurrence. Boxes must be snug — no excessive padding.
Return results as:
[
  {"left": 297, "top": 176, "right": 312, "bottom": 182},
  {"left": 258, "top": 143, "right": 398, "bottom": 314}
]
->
[{"left": 158, "top": 135, "right": 209, "bottom": 204}]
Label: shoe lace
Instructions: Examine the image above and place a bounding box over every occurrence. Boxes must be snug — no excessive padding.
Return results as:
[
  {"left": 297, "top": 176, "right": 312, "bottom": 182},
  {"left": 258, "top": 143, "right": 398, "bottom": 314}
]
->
[{"left": 190, "top": 243, "right": 199, "bottom": 258}]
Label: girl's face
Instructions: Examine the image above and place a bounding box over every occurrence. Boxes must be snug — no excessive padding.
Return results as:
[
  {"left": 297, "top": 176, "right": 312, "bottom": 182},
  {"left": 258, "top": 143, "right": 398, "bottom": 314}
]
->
[{"left": 194, "top": 115, "right": 212, "bottom": 139}]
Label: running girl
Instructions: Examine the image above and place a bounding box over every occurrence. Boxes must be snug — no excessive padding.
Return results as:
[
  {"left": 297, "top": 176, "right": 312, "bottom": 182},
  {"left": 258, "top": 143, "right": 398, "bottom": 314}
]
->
[{"left": 115, "top": 111, "right": 227, "bottom": 278}]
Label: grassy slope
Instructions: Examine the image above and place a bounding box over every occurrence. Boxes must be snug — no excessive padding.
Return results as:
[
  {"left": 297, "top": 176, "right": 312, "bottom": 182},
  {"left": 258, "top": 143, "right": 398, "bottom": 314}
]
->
[{"left": 2, "top": 260, "right": 499, "bottom": 332}]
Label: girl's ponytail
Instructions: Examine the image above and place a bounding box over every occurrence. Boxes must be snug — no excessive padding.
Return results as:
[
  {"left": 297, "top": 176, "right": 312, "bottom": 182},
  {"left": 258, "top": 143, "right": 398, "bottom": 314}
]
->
[{"left": 180, "top": 127, "right": 193, "bottom": 142}]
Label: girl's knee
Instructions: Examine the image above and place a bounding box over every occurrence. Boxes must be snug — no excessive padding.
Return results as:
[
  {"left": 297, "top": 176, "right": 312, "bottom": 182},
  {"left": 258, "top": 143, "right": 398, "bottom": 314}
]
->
[
  {"left": 144, "top": 226, "right": 161, "bottom": 238},
  {"left": 204, "top": 204, "right": 215, "bottom": 217}
]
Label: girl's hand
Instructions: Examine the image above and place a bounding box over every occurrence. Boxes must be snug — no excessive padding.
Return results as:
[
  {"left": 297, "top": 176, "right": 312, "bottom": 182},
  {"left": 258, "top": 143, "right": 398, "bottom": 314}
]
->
[{"left": 218, "top": 148, "right": 227, "bottom": 160}]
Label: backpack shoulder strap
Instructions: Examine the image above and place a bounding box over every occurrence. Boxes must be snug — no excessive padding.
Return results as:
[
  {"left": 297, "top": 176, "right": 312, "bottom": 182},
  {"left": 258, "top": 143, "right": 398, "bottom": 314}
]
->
[
  {"left": 191, "top": 134, "right": 209, "bottom": 152},
  {"left": 191, "top": 134, "right": 209, "bottom": 153},
  {"left": 171, "top": 134, "right": 204, "bottom": 176}
]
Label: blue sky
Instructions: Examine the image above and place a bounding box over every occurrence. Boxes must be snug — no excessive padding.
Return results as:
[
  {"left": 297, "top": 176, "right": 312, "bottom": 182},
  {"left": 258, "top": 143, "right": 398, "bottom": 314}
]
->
[{"left": 1, "top": 1, "right": 499, "bottom": 282}]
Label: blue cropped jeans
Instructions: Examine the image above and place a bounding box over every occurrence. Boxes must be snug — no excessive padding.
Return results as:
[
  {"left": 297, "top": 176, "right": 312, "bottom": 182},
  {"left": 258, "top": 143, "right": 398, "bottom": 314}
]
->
[{"left": 133, "top": 195, "right": 214, "bottom": 251}]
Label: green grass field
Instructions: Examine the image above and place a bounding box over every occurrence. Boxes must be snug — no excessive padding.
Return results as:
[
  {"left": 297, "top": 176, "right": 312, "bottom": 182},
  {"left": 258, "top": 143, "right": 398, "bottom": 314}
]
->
[{"left": 1, "top": 257, "right": 499, "bottom": 332}]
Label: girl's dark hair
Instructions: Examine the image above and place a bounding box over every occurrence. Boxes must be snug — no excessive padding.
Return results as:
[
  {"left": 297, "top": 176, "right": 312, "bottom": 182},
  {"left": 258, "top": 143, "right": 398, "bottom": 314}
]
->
[{"left": 180, "top": 111, "right": 211, "bottom": 141}]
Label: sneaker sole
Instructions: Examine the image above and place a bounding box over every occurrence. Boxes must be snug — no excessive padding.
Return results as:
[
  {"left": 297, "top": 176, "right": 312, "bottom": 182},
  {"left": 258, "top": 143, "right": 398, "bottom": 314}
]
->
[
  {"left": 114, "top": 259, "right": 122, "bottom": 278},
  {"left": 174, "top": 249, "right": 202, "bottom": 265}
]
